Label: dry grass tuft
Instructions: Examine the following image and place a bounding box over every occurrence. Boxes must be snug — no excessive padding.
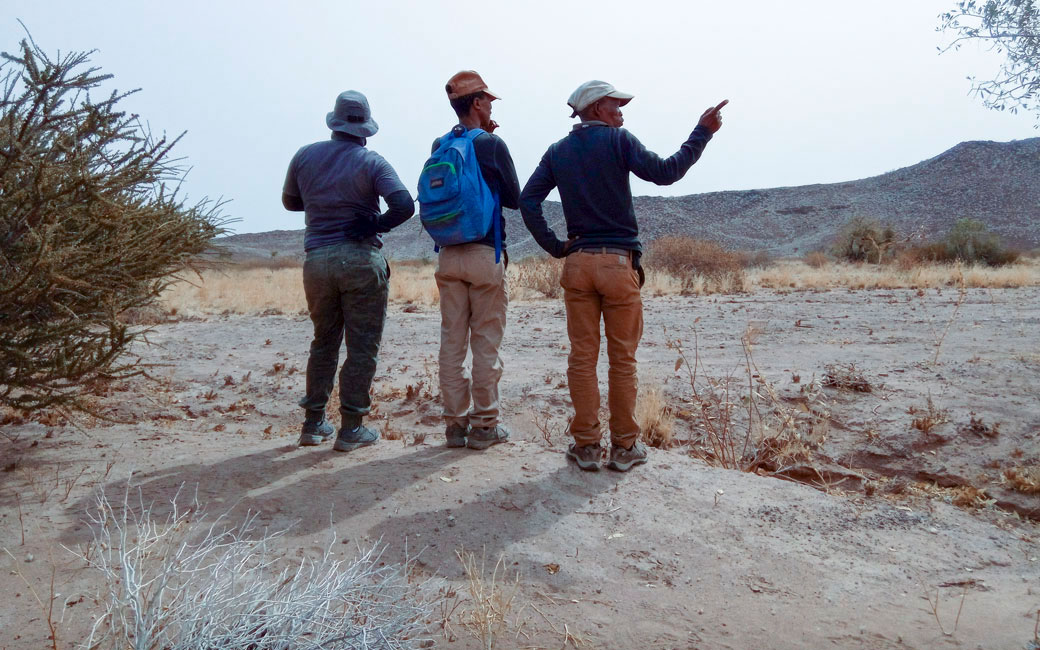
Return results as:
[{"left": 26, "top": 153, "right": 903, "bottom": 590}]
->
[
  {"left": 951, "top": 485, "right": 987, "bottom": 508},
  {"left": 455, "top": 549, "right": 520, "bottom": 649},
  {"left": 510, "top": 257, "right": 564, "bottom": 299},
  {"left": 909, "top": 394, "right": 950, "bottom": 434},
  {"left": 822, "top": 363, "right": 874, "bottom": 392},
  {"left": 804, "top": 251, "right": 830, "bottom": 268},
  {"left": 636, "top": 384, "right": 675, "bottom": 448},
  {"left": 1004, "top": 465, "right": 1040, "bottom": 494},
  {"left": 961, "top": 413, "right": 1000, "bottom": 438}
]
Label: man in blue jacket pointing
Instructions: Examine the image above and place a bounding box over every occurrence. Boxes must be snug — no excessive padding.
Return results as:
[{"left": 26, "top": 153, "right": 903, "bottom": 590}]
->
[{"left": 520, "top": 80, "right": 727, "bottom": 472}]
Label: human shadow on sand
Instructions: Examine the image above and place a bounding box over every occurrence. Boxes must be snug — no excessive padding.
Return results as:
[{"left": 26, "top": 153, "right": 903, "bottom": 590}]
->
[
  {"left": 365, "top": 463, "right": 622, "bottom": 587},
  {"left": 60, "top": 443, "right": 468, "bottom": 546}
]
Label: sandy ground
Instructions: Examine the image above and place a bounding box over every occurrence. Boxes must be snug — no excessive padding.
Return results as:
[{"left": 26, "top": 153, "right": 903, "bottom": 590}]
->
[{"left": 2, "top": 288, "right": 1039, "bottom": 649}]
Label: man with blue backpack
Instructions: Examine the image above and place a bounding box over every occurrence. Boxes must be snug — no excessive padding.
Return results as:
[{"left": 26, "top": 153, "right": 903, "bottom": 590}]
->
[{"left": 417, "top": 70, "right": 520, "bottom": 450}]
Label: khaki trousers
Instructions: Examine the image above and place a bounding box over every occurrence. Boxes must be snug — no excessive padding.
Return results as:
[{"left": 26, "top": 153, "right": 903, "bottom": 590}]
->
[
  {"left": 561, "top": 251, "right": 643, "bottom": 448},
  {"left": 436, "top": 243, "right": 508, "bottom": 428}
]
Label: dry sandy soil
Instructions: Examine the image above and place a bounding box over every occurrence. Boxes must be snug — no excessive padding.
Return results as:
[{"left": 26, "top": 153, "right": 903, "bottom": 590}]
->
[{"left": 2, "top": 288, "right": 1039, "bottom": 649}]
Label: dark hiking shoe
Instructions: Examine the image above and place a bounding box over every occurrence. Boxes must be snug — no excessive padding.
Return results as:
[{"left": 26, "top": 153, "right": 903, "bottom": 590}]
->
[
  {"left": 607, "top": 441, "right": 648, "bottom": 472},
  {"left": 299, "top": 418, "right": 335, "bottom": 446},
  {"left": 445, "top": 422, "right": 469, "bottom": 448},
  {"left": 467, "top": 425, "right": 510, "bottom": 450},
  {"left": 566, "top": 443, "right": 603, "bottom": 471},
  {"left": 333, "top": 425, "right": 380, "bottom": 452}
]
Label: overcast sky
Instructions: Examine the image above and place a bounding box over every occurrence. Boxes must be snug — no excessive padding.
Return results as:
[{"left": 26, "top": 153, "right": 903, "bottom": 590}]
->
[{"left": 4, "top": 1, "right": 1036, "bottom": 234}]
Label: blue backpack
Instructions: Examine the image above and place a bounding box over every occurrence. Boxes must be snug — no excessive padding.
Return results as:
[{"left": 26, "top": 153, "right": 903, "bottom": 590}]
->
[{"left": 417, "top": 127, "right": 501, "bottom": 262}]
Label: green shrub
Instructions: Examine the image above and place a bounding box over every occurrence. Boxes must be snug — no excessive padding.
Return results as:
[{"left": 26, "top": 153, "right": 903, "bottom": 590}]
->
[
  {"left": 0, "top": 39, "right": 228, "bottom": 411},
  {"left": 941, "top": 219, "right": 1019, "bottom": 266}
]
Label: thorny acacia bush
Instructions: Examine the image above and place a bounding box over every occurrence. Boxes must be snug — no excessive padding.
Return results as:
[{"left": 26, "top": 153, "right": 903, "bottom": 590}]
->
[
  {"left": 643, "top": 236, "right": 749, "bottom": 293},
  {"left": 82, "top": 485, "right": 433, "bottom": 649},
  {"left": 0, "top": 38, "right": 227, "bottom": 412},
  {"left": 832, "top": 216, "right": 898, "bottom": 264}
]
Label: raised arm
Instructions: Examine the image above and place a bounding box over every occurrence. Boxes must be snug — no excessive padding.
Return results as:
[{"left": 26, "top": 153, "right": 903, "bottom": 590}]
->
[{"left": 624, "top": 99, "right": 727, "bottom": 186}]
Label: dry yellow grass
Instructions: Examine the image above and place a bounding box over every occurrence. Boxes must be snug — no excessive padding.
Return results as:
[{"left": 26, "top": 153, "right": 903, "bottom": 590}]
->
[
  {"left": 389, "top": 264, "right": 438, "bottom": 305},
  {"left": 162, "top": 264, "right": 440, "bottom": 315},
  {"left": 636, "top": 384, "right": 675, "bottom": 448},
  {"left": 162, "top": 268, "right": 306, "bottom": 316},
  {"left": 162, "top": 257, "right": 1040, "bottom": 315},
  {"left": 751, "top": 258, "right": 1040, "bottom": 290},
  {"left": 1004, "top": 465, "right": 1040, "bottom": 494}
]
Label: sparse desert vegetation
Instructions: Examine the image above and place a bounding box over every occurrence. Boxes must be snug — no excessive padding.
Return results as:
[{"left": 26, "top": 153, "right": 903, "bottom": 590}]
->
[
  {"left": 6, "top": 282, "right": 1039, "bottom": 648},
  {"left": 160, "top": 243, "right": 1040, "bottom": 316}
]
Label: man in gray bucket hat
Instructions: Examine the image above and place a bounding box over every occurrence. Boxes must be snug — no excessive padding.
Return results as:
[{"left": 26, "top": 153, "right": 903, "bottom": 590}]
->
[{"left": 282, "top": 90, "right": 414, "bottom": 451}]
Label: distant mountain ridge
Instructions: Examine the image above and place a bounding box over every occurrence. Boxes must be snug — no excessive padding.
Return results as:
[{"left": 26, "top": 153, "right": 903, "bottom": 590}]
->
[{"left": 220, "top": 137, "right": 1040, "bottom": 260}]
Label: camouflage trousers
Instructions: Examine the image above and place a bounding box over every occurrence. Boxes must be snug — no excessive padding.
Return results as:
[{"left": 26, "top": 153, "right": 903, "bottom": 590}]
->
[{"left": 298, "top": 241, "right": 389, "bottom": 428}]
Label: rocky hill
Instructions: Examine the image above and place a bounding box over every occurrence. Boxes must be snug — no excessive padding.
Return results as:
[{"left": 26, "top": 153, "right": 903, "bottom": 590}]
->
[{"left": 219, "top": 137, "right": 1040, "bottom": 260}]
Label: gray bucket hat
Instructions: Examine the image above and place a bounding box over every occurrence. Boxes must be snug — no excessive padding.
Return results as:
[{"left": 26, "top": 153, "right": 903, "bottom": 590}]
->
[{"left": 326, "top": 90, "right": 379, "bottom": 137}]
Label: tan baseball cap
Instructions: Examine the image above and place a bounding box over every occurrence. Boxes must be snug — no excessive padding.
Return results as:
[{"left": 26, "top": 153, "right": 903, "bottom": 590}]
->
[
  {"left": 446, "top": 70, "right": 500, "bottom": 100},
  {"left": 567, "top": 80, "right": 634, "bottom": 117}
]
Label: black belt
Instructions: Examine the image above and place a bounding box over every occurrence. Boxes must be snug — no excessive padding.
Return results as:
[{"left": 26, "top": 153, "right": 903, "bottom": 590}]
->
[{"left": 579, "top": 246, "right": 632, "bottom": 256}]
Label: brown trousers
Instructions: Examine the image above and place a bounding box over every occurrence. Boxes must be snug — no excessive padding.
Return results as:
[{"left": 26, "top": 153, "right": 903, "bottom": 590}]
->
[
  {"left": 561, "top": 251, "right": 643, "bottom": 447},
  {"left": 435, "top": 243, "right": 508, "bottom": 428}
]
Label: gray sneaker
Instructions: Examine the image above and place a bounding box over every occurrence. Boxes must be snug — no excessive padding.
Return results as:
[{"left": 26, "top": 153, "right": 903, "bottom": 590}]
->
[
  {"left": 299, "top": 418, "right": 335, "bottom": 446},
  {"left": 566, "top": 443, "right": 602, "bottom": 471},
  {"left": 467, "top": 425, "right": 510, "bottom": 450},
  {"left": 333, "top": 425, "right": 380, "bottom": 452},
  {"left": 445, "top": 422, "right": 468, "bottom": 448},
  {"left": 607, "top": 441, "right": 648, "bottom": 472}
]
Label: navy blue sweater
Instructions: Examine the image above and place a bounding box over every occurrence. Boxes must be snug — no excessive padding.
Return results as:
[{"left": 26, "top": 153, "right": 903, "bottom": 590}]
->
[{"left": 519, "top": 122, "right": 713, "bottom": 259}]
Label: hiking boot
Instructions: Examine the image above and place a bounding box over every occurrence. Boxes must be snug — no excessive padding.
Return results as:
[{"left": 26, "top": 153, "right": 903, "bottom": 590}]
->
[
  {"left": 607, "top": 441, "right": 648, "bottom": 472},
  {"left": 566, "top": 443, "right": 602, "bottom": 471},
  {"left": 467, "top": 425, "right": 510, "bottom": 450},
  {"left": 333, "top": 424, "right": 380, "bottom": 452},
  {"left": 299, "top": 416, "right": 335, "bottom": 446},
  {"left": 445, "top": 422, "right": 469, "bottom": 448}
]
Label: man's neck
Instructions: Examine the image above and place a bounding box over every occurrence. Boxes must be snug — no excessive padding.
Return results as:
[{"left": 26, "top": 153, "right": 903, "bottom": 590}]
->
[{"left": 459, "top": 113, "right": 482, "bottom": 131}]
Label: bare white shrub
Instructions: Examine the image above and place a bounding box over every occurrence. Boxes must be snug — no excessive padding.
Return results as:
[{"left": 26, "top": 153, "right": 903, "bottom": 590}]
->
[{"left": 79, "top": 484, "right": 433, "bottom": 649}]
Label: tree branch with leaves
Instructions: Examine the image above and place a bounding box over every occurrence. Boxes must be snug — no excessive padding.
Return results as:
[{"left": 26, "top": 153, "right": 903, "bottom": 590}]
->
[{"left": 939, "top": 0, "right": 1040, "bottom": 125}]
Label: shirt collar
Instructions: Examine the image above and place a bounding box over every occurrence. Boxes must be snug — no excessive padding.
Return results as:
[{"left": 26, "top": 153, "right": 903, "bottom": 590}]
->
[
  {"left": 571, "top": 120, "right": 609, "bottom": 132},
  {"left": 331, "top": 131, "right": 366, "bottom": 146}
]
